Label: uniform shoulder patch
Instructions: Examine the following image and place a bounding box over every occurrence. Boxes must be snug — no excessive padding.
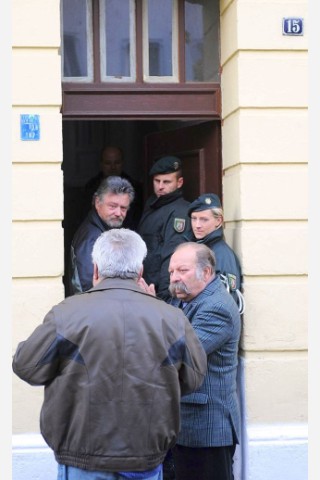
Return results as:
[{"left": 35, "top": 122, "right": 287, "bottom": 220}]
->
[
  {"left": 173, "top": 218, "right": 186, "bottom": 233},
  {"left": 227, "top": 273, "right": 237, "bottom": 291}
]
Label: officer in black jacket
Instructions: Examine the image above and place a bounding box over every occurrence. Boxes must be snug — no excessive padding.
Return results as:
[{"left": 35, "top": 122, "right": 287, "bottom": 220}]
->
[
  {"left": 137, "top": 156, "right": 191, "bottom": 301},
  {"left": 185, "top": 193, "right": 245, "bottom": 313}
]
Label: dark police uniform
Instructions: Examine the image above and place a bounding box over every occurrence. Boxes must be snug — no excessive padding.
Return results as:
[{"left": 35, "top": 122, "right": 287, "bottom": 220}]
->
[
  {"left": 185, "top": 193, "right": 244, "bottom": 311},
  {"left": 137, "top": 156, "right": 191, "bottom": 301}
]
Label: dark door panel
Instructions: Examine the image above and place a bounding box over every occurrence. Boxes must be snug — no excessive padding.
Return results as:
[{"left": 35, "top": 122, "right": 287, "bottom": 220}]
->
[{"left": 144, "top": 121, "right": 222, "bottom": 203}]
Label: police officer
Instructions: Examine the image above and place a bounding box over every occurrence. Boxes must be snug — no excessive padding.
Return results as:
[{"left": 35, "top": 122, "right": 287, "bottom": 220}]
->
[
  {"left": 138, "top": 155, "right": 191, "bottom": 301},
  {"left": 185, "top": 193, "right": 245, "bottom": 313}
]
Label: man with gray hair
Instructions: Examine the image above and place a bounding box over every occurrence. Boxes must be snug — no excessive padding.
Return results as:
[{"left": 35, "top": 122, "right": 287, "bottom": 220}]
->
[
  {"left": 13, "top": 229, "right": 207, "bottom": 480},
  {"left": 69, "top": 175, "right": 135, "bottom": 295}
]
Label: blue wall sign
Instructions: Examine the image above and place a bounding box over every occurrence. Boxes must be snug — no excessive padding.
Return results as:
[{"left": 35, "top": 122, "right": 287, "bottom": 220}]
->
[
  {"left": 282, "top": 18, "right": 304, "bottom": 36},
  {"left": 20, "top": 114, "right": 40, "bottom": 141}
]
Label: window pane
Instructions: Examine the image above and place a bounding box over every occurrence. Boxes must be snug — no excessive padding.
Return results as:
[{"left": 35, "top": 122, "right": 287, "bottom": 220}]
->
[
  {"left": 62, "top": 0, "right": 89, "bottom": 78},
  {"left": 102, "top": 0, "right": 135, "bottom": 79},
  {"left": 147, "top": 0, "right": 173, "bottom": 76},
  {"left": 185, "top": 0, "right": 220, "bottom": 82}
]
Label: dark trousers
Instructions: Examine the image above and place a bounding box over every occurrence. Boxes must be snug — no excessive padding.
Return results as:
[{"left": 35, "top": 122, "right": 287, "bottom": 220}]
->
[
  {"left": 163, "top": 449, "right": 176, "bottom": 480},
  {"left": 172, "top": 444, "right": 236, "bottom": 480}
]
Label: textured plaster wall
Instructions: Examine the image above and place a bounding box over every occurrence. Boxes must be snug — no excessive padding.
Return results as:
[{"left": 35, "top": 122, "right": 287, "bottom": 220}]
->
[
  {"left": 12, "top": 0, "right": 64, "bottom": 433},
  {"left": 220, "top": 0, "right": 308, "bottom": 427},
  {"left": 11, "top": 0, "right": 308, "bottom": 455}
]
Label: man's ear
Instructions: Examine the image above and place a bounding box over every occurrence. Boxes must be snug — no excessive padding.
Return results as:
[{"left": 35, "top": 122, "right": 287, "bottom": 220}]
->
[
  {"left": 177, "top": 176, "right": 184, "bottom": 189},
  {"left": 203, "top": 266, "right": 212, "bottom": 282},
  {"left": 92, "top": 263, "right": 100, "bottom": 286},
  {"left": 137, "top": 266, "right": 144, "bottom": 281}
]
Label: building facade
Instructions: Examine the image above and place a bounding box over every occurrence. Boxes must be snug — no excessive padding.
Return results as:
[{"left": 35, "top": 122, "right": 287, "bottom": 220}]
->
[{"left": 12, "top": 1, "right": 308, "bottom": 479}]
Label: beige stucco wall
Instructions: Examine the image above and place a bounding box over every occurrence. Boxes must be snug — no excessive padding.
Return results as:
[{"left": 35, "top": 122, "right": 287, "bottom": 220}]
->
[
  {"left": 11, "top": 0, "right": 308, "bottom": 435},
  {"left": 12, "top": 0, "right": 64, "bottom": 433},
  {"left": 220, "top": 0, "right": 308, "bottom": 423}
]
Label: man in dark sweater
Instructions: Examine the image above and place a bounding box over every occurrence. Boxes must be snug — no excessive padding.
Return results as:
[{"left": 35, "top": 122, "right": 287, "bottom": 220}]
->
[
  {"left": 69, "top": 176, "right": 135, "bottom": 295},
  {"left": 84, "top": 145, "right": 143, "bottom": 230}
]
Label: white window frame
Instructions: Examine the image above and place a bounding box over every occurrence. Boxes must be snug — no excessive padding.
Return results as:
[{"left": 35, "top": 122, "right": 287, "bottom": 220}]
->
[
  {"left": 142, "top": 0, "right": 179, "bottom": 83},
  {"left": 61, "top": 0, "right": 94, "bottom": 83},
  {"left": 100, "top": 0, "right": 137, "bottom": 82}
]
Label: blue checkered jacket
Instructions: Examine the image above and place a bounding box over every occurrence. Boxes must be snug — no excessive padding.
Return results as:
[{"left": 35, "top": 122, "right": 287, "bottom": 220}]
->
[{"left": 170, "top": 275, "right": 241, "bottom": 447}]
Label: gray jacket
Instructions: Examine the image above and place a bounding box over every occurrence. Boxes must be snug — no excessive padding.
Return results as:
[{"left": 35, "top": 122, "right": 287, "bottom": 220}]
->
[{"left": 170, "top": 275, "right": 241, "bottom": 447}]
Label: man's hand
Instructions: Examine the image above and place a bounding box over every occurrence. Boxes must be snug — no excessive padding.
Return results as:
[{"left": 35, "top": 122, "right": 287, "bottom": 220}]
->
[{"left": 137, "top": 277, "right": 156, "bottom": 296}]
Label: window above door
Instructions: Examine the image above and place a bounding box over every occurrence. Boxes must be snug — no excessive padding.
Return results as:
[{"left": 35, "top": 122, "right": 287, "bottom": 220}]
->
[{"left": 61, "top": 0, "right": 221, "bottom": 119}]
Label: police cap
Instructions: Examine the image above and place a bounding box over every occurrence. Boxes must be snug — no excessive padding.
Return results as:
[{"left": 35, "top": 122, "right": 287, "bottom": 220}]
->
[
  {"left": 188, "top": 193, "right": 222, "bottom": 217},
  {"left": 149, "top": 156, "right": 182, "bottom": 176}
]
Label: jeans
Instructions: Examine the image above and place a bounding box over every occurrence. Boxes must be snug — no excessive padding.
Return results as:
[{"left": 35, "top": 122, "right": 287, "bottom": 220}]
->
[{"left": 57, "top": 464, "right": 163, "bottom": 480}]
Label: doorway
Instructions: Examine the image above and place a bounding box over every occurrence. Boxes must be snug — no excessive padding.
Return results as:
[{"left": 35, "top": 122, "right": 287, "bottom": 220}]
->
[{"left": 62, "top": 119, "right": 221, "bottom": 296}]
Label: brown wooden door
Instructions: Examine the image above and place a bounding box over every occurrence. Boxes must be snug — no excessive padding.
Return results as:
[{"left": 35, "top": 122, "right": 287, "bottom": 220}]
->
[{"left": 144, "top": 121, "right": 222, "bottom": 203}]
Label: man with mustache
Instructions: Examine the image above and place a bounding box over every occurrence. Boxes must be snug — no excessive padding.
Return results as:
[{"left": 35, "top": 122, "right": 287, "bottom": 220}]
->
[
  {"left": 168, "top": 242, "right": 241, "bottom": 480},
  {"left": 69, "top": 176, "right": 135, "bottom": 295}
]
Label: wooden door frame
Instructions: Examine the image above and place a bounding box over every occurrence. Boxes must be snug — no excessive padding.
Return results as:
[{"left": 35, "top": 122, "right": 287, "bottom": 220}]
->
[
  {"left": 144, "top": 120, "right": 222, "bottom": 201},
  {"left": 62, "top": 83, "right": 221, "bottom": 120}
]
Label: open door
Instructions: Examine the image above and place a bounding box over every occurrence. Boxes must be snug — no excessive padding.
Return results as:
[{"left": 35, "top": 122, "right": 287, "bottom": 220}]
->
[
  {"left": 144, "top": 121, "right": 222, "bottom": 202},
  {"left": 62, "top": 120, "right": 222, "bottom": 297}
]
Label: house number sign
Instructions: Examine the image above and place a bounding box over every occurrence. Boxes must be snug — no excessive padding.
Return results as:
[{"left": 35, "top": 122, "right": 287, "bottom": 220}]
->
[
  {"left": 282, "top": 18, "right": 304, "bottom": 36},
  {"left": 20, "top": 114, "right": 40, "bottom": 141}
]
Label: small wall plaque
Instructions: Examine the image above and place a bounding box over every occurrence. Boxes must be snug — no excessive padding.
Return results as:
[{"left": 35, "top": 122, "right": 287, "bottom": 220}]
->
[
  {"left": 20, "top": 114, "right": 40, "bottom": 141},
  {"left": 282, "top": 18, "right": 304, "bottom": 36}
]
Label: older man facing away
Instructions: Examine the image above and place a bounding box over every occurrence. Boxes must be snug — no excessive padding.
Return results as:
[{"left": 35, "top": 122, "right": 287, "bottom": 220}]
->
[{"left": 13, "top": 229, "right": 207, "bottom": 480}]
